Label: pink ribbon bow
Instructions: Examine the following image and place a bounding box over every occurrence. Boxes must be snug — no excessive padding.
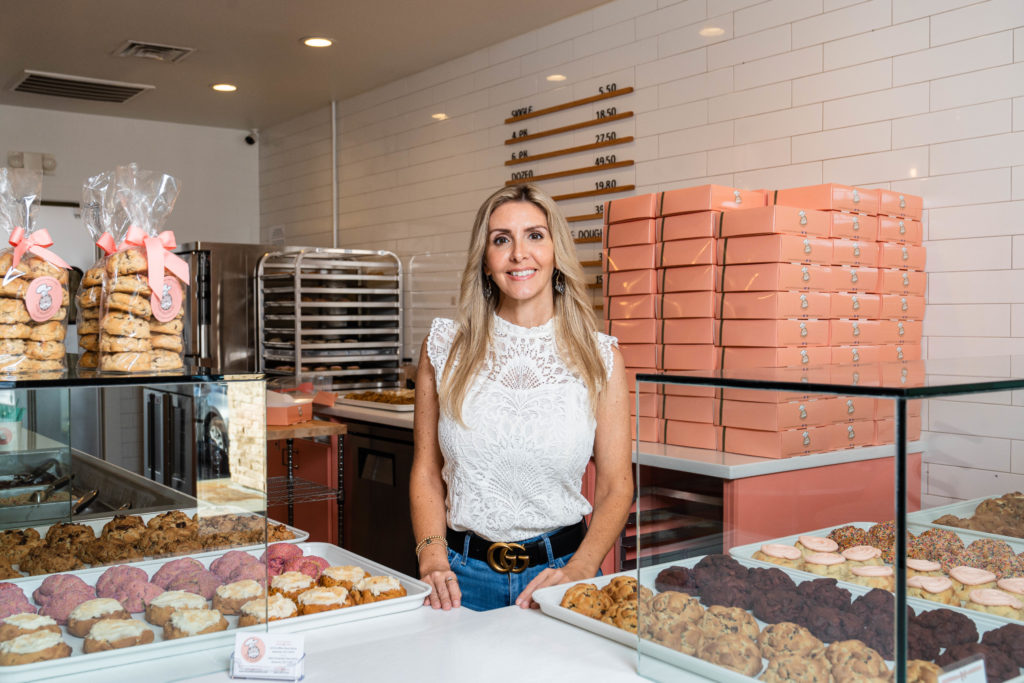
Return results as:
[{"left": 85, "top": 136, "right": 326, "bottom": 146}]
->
[
  {"left": 9, "top": 227, "right": 70, "bottom": 270},
  {"left": 123, "top": 225, "right": 189, "bottom": 292},
  {"left": 95, "top": 231, "right": 118, "bottom": 256}
]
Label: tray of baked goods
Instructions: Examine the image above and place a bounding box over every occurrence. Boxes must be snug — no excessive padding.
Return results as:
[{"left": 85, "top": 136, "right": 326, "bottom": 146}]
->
[
  {"left": 0, "top": 541, "right": 429, "bottom": 681},
  {"left": 335, "top": 389, "right": 414, "bottom": 411},
  {"left": 730, "top": 521, "right": 1024, "bottom": 625},
  {"left": 0, "top": 509, "right": 307, "bottom": 580},
  {"left": 534, "top": 554, "right": 1024, "bottom": 681},
  {"left": 908, "top": 492, "right": 1024, "bottom": 543}
]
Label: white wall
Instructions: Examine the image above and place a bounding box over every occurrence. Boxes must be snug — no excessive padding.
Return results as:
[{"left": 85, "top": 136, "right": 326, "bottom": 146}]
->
[
  {"left": 260, "top": 0, "right": 1024, "bottom": 508},
  {"left": 2, "top": 103, "right": 260, "bottom": 273}
]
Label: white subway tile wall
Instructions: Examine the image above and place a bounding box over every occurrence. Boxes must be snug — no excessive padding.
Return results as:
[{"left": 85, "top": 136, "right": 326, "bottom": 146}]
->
[{"left": 259, "top": 0, "right": 1024, "bottom": 506}]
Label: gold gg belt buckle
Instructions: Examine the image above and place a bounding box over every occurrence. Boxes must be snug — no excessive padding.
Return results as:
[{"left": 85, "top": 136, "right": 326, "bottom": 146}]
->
[{"left": 486, "top": 542, "right": 529, "bottom": 573}]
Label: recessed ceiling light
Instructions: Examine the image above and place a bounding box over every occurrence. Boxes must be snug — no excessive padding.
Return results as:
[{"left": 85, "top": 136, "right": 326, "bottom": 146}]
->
[
  {"left": 303, "top": 37, "right": 333, "bottom": 48},
  {"left": 211, "top": 83, "right": 237, "bottom": 92},
  {"left": 699, "top": 27, "right": 725, "bottom": 37},
  {"left": 909, "top": 168, "right": 919, "bottom": 178},
  {"left": 431, "top": 113, "right": 448, "bottom": 120},
  {"left": 546, "top": 74, "right": 567, "bottom": 82}
]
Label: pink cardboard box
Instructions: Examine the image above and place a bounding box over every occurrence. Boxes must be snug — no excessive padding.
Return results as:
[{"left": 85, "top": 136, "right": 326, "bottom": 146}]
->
[
  {"left": 832, "top": 266, "right": 881, "bottom": 293},
  {"left": 661, "top": 265, "right": 718, "bottom": 292},
  {"left": 721, "top": 397, "right": 838, "bottom": 430},
  {"left": 773, "top": 183, "right": 880, "bottom": 215},
  {"left": 877, "top": 217, "right": 923, "bottom": 245},
  {"left": 609, "top": 319, "right": 659, "bottom": 344},
  {"left": 660, "top": 184, "right": 766, "bottom": 215},
  {"left": 631, "top": 416, "right": 663, "bottom": 442},
  {"left": 720, "top": 235, "right": 832, "bottom": 266},
  {"left": 659, "top": 211, "right": 721, "bottom": 241},
  {"left": 607, "top": 294, "right": 656, "bottom": 319},
  {"left": 664, "top": 318, "right": 718, "bottom": 345},
  {"left": 630, "top": 392, "right": 663, "bottom": 418},
  {"left": 880, "top": 294, "right": 925, "bottom": 320},
  {"left": 832, "top": 239, "right": 880, "bottom": 267},
  {"left": 880, "top": 360, "right": 926, "bottom": 386},
  {"left": 837, "top": 420, "right": 875, "bottom": 448},
  {"left": 878, "top": 190, "right": 923, "bottom": 220},
  {"left": 874, "top": 415, "right": 923, "bottom": 445},
  {"left": 605, "top": 193, "right": 659, "bottom": 224},
  {"left": 877, "top": 343, "right": 922, "bottom": 362},
  {"left": 660, "top": 344, "right": 719, "bottom": 370},
  {"left": 664, "top": 395, "right": 719, "bottom": 424},
  {"left": 834, "top": 395, "right": 875, "bottom": 422},
  {"left": 830, "top": 345, "right": 881, "bottom": 365},
  {"left": 719, "top": 263, "right": 833, "bottom": 292},
  {"left": 606, "top": 269, "right": 657, "bottom": 297},
  {"left": 604, "top": 218, "right": 657, "bottom": 248},
  {"left": 722, "top": 387, "right": 823, "bottom": 403},
  {"left": 719, "top": 205, "right": 830, "bottom": 238},
  {"left": 881, "top": 320, "right": 923, "bottom": 345},
  {"left": 830, "top": 213, "right": 879, "bottom": 241},
  {"left": 659, "top": 238, "right": 717, "bottom": 268},
  {"left": 722, "top": 424, "right": 839, "bottom": 458},
  {"left": 721, "top": 346, "right": 831, "bottom": 369},
  {"left": 661, "top": 291, "right": 720, "bottom": 319},
  {"left": 879, "top": 269, "right": 926, "bottom": 296},
  {"left": 830, "top": 319, "right": 881, "bottom": 345},
  {"left": 720, "top": 319, "right": 829, "bottom": 347},
  {"left": 878, "top": 243, "right": 927, "bottom": 270},
  {"left": 830, "top": 365, "right": 881, "bottom": 387},
  {"left": 620, "top": 343, "right": 658, "bottom": 368},
  {"left": 875, "top": 398, "right": 923, "bottom": 420},
  {"left": 830, "top": 292, "right": 881, "bottom": 319},
  {"left": 721, "top": 291, "right": 830, "bottom": 319},
  {"left": 625, "top": 366, "right": 660, "bottom": 394},
  {"left": 606, "top": 244, "right": 656, "bottom": 272},
  {"left": 664, "top": 420, "right": 722, "bottom": 449}
]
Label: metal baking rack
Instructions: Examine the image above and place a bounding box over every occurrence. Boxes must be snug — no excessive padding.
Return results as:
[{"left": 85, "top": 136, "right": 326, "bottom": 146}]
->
[{"left": 256, "top": 248, "right": 403, "bottom": 392}]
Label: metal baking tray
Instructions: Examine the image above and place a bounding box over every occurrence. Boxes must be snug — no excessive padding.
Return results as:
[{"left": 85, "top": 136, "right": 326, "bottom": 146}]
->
[
  {"left": 0, "top": 542, "right": 430, "bottom": 682},
  {"left": 533, "top": 556, "right": 1024, "bottom": 681}
]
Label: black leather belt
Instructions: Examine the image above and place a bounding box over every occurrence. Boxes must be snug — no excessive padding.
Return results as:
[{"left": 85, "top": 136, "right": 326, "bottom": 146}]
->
[{"left": 447, "top": 520, "right": 587, "bottom": 574}]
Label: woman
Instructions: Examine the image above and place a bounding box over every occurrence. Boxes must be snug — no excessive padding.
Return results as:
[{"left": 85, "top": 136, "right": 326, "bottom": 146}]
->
[{"left": 410, "top": 183, "right": 633, "bottom": 611}]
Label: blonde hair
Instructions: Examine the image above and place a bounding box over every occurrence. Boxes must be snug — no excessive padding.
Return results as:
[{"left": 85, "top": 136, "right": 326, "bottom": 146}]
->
[{"left": 439, "top": 184, "right": 607, "bottom": 424}]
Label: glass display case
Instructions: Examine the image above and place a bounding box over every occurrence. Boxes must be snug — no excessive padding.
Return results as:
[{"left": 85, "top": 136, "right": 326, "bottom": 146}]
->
[{"left": 634, "top": 357, "right": 1024, "bottom": 683}]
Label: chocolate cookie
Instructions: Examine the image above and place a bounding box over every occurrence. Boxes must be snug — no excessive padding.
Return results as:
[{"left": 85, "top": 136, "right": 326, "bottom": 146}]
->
[
  {"left": 752, "top": 588, "right": 805, "bottom": 625},
  {"left": 914, "top": 608, "right": 978, "bottom": 650},
  {"left": 797, "top": 577, "right": 852, "bottom": 611},
  {"left": 699, "top": 576, "right": 751, "bottom": 610},
  {"left": 936, "top": 643, "right": 1016, "bottom": 683},
  {"left": 803, "top": 605, "right": 864, "bottom": 643},
  {"left": 654, "top": 566, "right": 697, "bottom": 594},
  {"left": 981, "top": 622, "right": 1024, "bottom": 667},
  {"left": 747, "top": 567, "right": 797, "bottom": 593}
]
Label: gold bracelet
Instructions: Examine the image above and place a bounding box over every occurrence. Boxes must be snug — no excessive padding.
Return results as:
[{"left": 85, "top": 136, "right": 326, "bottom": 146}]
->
[{"left": 415, "top": 535, "right": 448, "bottom": 557}]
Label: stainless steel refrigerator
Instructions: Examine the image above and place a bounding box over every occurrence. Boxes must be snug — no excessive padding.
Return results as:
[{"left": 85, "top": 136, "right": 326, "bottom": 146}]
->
[{"left": 177, "top": 241, "right": 274, "bottom": 372}]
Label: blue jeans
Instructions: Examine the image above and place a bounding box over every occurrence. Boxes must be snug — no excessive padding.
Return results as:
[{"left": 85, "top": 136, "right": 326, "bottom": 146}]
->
[{"left": 447, "top": 529, "right": 574, "bottom": 612}]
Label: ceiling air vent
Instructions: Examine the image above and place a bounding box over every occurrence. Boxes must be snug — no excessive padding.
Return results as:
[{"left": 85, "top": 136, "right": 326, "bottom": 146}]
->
[
  {"left": 12, "top": 70, "right": 154, "bottom": 103},
  {"left": 115, "top": 40, "right": 194, "bottom": 63}
]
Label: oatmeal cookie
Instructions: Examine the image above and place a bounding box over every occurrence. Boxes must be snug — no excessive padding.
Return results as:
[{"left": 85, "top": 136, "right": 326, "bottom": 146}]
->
[
  {"left": 0, "top": 299, "right": 29, "bottom": 324},
  {"left": 78, "top": 350, "right": 98, "bottom": 368},
  {"left": 151, "top": 334, "right": 183, "bottom": 352},
  {"left": 0, "top": 529, "right": 42, "bottom": 565},
  {"left": 140, "top": 528, "right": 200, "bottom": 557},
  {"left": 0, "top": 323, "right": 29, "bottom": 339},
  {"left": 101, "top": 514, "right": 146, "bottom": 545},
  {"left": 150, "top": 318, "right": 183, "bottom": 335},
  {"left": 151, "top": 349, "right": 183, "bottom": 370},
  {"left": 149, "top": 510, "right": 198, "bottom": 533},
  {"left": 19, "top": 547, "right": 85, "bottom": 576},
  {"left": 75, "top": 538, "right": 143, "bottom": 566},
  {"left": 76, "top": 285, "right": 102, "bottom": 309},
  {"left": 44, "top": 522, "right": 95, "bottom": 550},
  {"left": 106, "top": 291, "right": 152, "bottom": 317},
  {"left": 82, "top": 267, "right": 104, "bottom": 287}
]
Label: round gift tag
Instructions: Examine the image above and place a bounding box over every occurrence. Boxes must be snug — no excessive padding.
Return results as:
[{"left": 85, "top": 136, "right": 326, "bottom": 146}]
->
[
  {"left": 24, "top": 276, "right": 63, "bottom": 322},
  {"left": 151, "top": 275, "right": 183, "bottom": 322}
]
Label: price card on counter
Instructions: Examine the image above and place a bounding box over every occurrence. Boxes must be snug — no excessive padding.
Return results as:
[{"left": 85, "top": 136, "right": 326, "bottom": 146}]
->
[
  {"left": 230, "top": 633, "right": 305, "bottom": 681},
  {"left": 938, "top": 654, "right": 986, "bottom": 683}
]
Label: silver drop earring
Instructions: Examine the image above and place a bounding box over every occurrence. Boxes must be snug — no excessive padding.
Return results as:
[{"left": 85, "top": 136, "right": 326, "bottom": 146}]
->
[
  {"left": 483, "top": 276, "right": 492, "bottom": 298},
  {"left": 553, "top": 269, "right": 565, "bottom": 295}
]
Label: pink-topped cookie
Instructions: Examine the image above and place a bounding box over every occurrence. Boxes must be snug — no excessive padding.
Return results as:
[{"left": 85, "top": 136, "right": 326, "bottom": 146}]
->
[
  {"left": 841, "top": 546, "right": 882, "bottom": 563},
  {"left": 965, "top": 588, "right": 1024, "bottom": 619},
  {"left": 151, "top": 558, "right": 205, "bottom": 589},
  {"left": 165, "top": 569, "right": 222, "bottom": 600},
  {"left": 0, "top": 585, "right": 34, "bottom": 620},
  {"left": 996, "top": 578, "right": 1024, "bottom": 596},
  {"left": 32, "top": 575, "right": 93, "bottom": 606},
  {"left": 283, "top": 555, "right": 329, "bottom": 580},
  {"left": 907, "top": 575, "right": 957, "bottom": 605},
  {"left": 210, "top": 551, "right": 261, "bottom": 582},
  {"left": 803, "top": 552, "right": 846, "bottom": 577},
  {"left": 906, "top": 558, "right": 942, "bottom": 576},
  {"left": 849, "top": 564, "right": 895, "bottom": 590},
  {"left": 796, "top": 536, "right": 839, "bottom": 554},
  {"left": 753, "top": 543, "right": 802, "bottom": 568},
  {"left": 950, "top": 566, "right": 997, "bottom": 603},
  {"left": 95, "top": 565, "right": 148, "bottom": 596},
  {"left": 260, "top": 544, "right": 303, "bottom": 577}
]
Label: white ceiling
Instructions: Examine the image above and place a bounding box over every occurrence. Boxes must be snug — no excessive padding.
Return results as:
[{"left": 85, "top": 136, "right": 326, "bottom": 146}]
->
[{"left": 1, "top": 0, "right": 611, "bottom": 131}]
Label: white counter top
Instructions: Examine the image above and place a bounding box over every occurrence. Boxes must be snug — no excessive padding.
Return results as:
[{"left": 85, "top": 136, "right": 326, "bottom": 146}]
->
[
  {"left": 54, "top": 605, "right": 679, "bottom": 683},
  {"left": 317, "top": 402, "right": 414, "bottom": 429}
]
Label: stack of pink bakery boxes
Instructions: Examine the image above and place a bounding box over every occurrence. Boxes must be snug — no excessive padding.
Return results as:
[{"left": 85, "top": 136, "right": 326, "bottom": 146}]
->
[{"left": 603, "top": 183, "right": 924, "bottom": 459}]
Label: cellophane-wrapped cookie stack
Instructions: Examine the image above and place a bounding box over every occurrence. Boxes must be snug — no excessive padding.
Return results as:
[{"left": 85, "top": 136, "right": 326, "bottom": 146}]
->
[
  {"left": 0, "top": 168, "right": 71, "bottom": 375},
  {"left": 76, "top": 171, "right": 111, "bottom": 369},
  {"left": 94, "top": 163, "right": 188, "bottom": 373}
]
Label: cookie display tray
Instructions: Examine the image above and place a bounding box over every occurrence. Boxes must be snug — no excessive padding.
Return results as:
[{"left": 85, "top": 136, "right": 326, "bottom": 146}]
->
[
  {"left": 334, "top": 397, "right": 414, "bottom": 412},
  {"left": 535, "top": 556, "right": 1024, "bottom": 682},
  {"left": 1, "top": 541, "right": 430, "bottom": 682},
  {"left": 908, "top": 496, "right": 1024, "bottom": 544}
]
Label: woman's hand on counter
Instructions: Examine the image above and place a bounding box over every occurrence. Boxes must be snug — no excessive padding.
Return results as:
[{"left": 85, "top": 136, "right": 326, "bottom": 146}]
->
[
  {"left": 420, "top": 546, "right": 461, "bottom": 610},
  {"left": 514, "top": 561, "right": 589, "bottom": 609}
]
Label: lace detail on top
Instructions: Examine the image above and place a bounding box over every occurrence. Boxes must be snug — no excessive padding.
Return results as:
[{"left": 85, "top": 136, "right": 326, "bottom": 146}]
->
[{"left": 427, "top": 315, "right": 617, "bottom": 541}]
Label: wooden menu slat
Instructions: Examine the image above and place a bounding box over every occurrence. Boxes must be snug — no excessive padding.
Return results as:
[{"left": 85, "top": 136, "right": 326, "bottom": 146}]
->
[
  {"left": 553, "top": 185, "right": 634, "bottom": 202},
  {"left": 505, "top": 87, "right": 633, "bottom": 124},
  {"left": 505, "top": 136, "right": 633, "bottom": 166},
  {"left": 505, "top": 160, "right": 633, "bottom": 187},
  {"left": 574, "top": 236, "right": 603, "bottom": 244},
  {"left": 567, "top": 213, "right": 603, "bottom": 223},
  {"left": 504, "top": 111, "right": 632, "bottom": 145},
  {"left": 579, "top": 259, "right": 602, "bottom": 267}
]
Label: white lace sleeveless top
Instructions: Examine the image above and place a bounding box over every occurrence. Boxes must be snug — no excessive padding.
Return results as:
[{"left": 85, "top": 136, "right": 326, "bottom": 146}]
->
[{"left": 427, "top": 314, "right": 617, "bottom": 542}]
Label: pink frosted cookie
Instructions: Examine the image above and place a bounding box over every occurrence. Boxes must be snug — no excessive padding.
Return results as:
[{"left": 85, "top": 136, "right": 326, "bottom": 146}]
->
[
  {"left": 33, "top": 575, "right": 94, "bottom": 607},
  {"left": 96, "top": 565, "right": 164, "bottom": 613},
  {"left": 283, "top": 555, "right": 329, "bottom": 580},
  {"left": 165, "top": 569, "right": 222, "bottom": 600},
  {"left": 260, "top": 544, "right": 303, "bottom": 577},
  {"left": 96, "top": 565, "right": 149, "bottom": 596},
  {"left": 152, "top": 558, "right": 205, "bottom": 589},
  {"left": 796, "top": 535, "right": 839, "bottom": 555},
  {"left": 38, "top": 589, "right": 95, "bottom": 625},
  {"left": 210, "top": 551, "right": 260, "bottom": 582},
  {"left": 0, "top": 585, "right": 34, "bottom": 620}
]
